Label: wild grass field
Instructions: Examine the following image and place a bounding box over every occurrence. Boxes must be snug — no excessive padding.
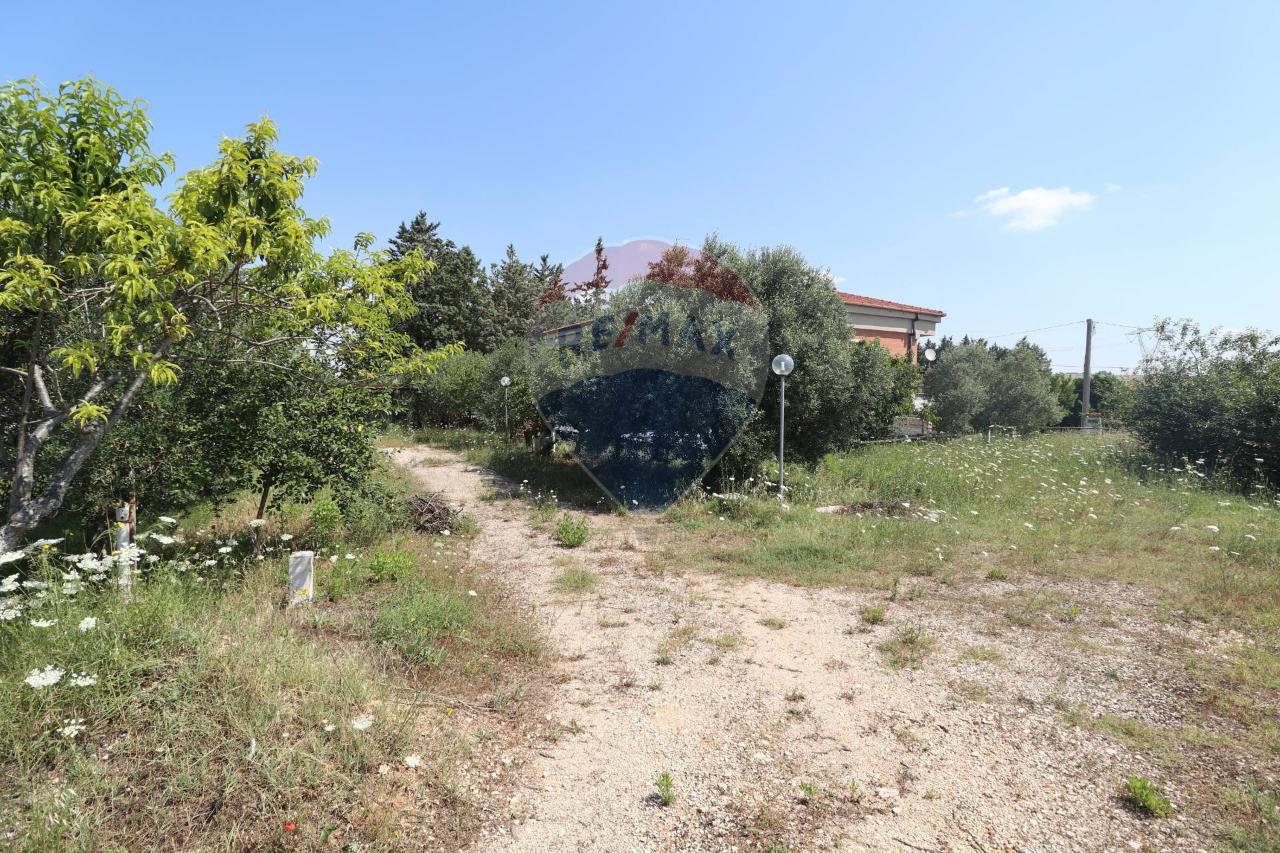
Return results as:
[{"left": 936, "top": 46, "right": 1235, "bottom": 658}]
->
[
  {"left": 669, "top": 433, "right": 1280, "bottom": 624},
  {"left": 0, "top": 468, "right": 543, "bottom": 851},
  {"left": 410, "top": 426, "right": 1280, "bottom": 846},
  {"left": 661, "top": 432, "right": 1280, "bottom": 847}
]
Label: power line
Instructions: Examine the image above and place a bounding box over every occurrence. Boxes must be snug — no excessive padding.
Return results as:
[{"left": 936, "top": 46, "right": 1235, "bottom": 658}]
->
[
  {"left": 1095, "top": 320, "right": 1151, "bottom": 331},
  {"left": 966, "top": 320, "right": 1085, "bottom": 340}
]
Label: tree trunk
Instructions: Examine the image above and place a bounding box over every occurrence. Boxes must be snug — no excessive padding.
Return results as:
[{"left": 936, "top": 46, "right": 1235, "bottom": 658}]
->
[
  {"left": 1, "top": 365, "right": 154, "bottom": 550},
  {"left": 256, "top": 478, "right": 273, "bottom": 521}
]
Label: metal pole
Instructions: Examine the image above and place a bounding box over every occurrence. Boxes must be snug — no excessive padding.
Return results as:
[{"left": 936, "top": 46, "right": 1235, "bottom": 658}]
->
[
  {"left": 1080, "top": 318, "right": 1094, "bottom": 432},
  {"left": 778, "top": 375, "right": 786, "bottom": 495},
  {"left": 503, "top": 385, "right": 509, "bottom": 441}
]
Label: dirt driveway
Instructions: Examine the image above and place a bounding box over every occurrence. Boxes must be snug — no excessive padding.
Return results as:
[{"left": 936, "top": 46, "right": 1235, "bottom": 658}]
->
[{"left": 390, "top": 445, "right": 1204, "bottom": 852}]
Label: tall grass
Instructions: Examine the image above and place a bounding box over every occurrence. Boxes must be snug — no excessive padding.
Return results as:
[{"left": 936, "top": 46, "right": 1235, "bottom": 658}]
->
[
  {"left": 667, "top": 433, "right": 1280, "bottom": 626},
  {"left": 0, "top": 552, "right": 406, "bottom": 850},
  {"left": 0, "top": 469, "right": 542, "bottom": 849},
  {"left": 658, "top": 431, "right": 1280, "bottom": 845}
]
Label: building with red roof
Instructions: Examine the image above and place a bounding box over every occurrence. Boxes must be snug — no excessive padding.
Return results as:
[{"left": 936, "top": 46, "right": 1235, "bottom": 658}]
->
[{"left": 837, "top": 291, "right": 944, "bottom": 363}]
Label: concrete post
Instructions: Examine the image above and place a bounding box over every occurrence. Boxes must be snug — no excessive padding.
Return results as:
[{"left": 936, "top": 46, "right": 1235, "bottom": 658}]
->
[
  {"left": 288, "top": 551, "right": 315, "bottom": 607},
  {"left": 114, "top": 505, "right": 133, "bottom": 604}
]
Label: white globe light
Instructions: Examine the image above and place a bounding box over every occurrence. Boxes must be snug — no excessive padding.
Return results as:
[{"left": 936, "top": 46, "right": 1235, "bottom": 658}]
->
[
  {"left": 499, "top": 376, "right": 511, "bottom": 387},
  {"left": 771, "top": 354, "right": 794, "bottom": 376},
  {"left": 923, "top": 347, "right": 937, "bottom": 363}
]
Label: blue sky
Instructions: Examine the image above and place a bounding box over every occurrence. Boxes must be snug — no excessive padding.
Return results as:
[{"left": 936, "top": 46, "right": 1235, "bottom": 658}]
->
[{"left": 9, "top": 2, "right": 1279, "bottom": 371}]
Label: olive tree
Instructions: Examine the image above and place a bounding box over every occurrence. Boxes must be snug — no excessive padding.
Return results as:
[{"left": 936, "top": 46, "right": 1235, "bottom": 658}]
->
[
  {"left": 0, "top": 78, "right": 441, "bottom": 549},
  {"left": 924, "top": 340, "right": 1061, "bottom": 433}
]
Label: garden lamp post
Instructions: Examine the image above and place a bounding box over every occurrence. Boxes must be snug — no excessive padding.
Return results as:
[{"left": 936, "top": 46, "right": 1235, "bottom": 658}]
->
[
  {"left": 499, "top": 376, "right": 511, "bottom": 440},
  {"left": 771, "top": 354, "right": 794, "bottom": 496}
]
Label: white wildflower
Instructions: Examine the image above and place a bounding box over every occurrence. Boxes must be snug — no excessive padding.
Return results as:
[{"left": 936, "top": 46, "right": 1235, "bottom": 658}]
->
[
  {"left": 115, "top": 543, "right": 143, "bottom": 562},
  {"left": 345, "top": 553, "right": 356, "bottom": 561},
  {"left": 25, "top": 665, "right": 64, "bottom": 689},
  {"left": 322, "top": 719, "right": 336, "bottom": 732},
  {"left": 0, "top": 552, "right": 25, "bottom": 567},
  {"left": 217, "top": 546, "right": 233, "bottom": 555},
  {"left": 403, "top": 754, "right": 423, "bottom": 768},
  {"left": 149, "top": 533, "right": 175, "bottom": 545},
  {"left": 30, "top": 618, "right": 57, "bottom": 628},
  {"left": 248, "top": 519, "right": 267, "bottom": 528},
  {"left": 158, "top": 516, "right": 178, "bottom": 525},
  {"left": 279, "top": 533, "right": 294, "bottom": 541},
  {"left": 0, "top": 573, "right": 19, "bottom": 591},
  {"left": 69, "top": 673, "right": 98, "bottom": 687},
  {"left": 468, "top": 589, "right": 477, "bottom": 597},
  {"left": 350, "top": 714, "right": 374, "bottom": 731},
  {"left": 0, "top": 608, "right": 20, "bottom": 621},
  {"left": 78, "top": 616, "right": 97, "bottom": 632},
  {"left": 59, "top": 718, "right": 86, "bottom": 738},
  {"left": 1209, "top": 545, "right": 1221, "bottom": 552},
  {"left": 1205, "top": 525, "right": 1219, "bottom": 533}
]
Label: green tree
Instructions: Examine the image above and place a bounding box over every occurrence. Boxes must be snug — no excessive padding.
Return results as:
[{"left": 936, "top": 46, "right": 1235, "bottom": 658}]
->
[
  {"left": 693, "top": 237, "right": 913, "bottom": 474},
  {"left": 924, "top": 340, "right": 1060, "bottom": 433},
  {"left": 488, "top": 244, "right": 541, "bottom": 342},
  {"left": 0, "top": 78, "right": 438, "bottom": 549},
  {"left": 249, "top": 385, "right": 384, "bottom": 519},
  {"left": 390, "top": 212, "right": 497, "bottom": 352},
  {"left": 64, "top": 336, "right": 394, "bottom": 529},
  {"left": 924, "top": 344, "right": 994, "bottom": 433},
  {"left": 408, "top": 350, "right": 491, "bottom": 428},
  {"left": 1052, "top": 370, "right": 1136, "bottom": 426},
  {"left": 981, "top": 343, "right": 1062, "bottom": 432},
  {"left": 1132, "top": 319, "right": 1280, "bottom": 489}
]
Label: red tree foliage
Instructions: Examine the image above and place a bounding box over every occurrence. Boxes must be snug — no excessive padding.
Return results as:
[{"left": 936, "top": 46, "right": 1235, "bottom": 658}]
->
[{"left": 643, "top": 245, "right": 757, "bottom": 307}]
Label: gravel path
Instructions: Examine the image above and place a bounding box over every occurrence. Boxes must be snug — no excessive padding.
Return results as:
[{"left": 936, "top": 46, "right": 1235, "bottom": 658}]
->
[{"left": 390, "top": 446, "right": 1207, "bottom": 852}]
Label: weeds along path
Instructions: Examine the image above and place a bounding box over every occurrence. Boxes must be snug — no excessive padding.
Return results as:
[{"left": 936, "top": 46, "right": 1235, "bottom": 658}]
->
[{"left": 390, "top": 445, "right": 1193, "bottom": 852}]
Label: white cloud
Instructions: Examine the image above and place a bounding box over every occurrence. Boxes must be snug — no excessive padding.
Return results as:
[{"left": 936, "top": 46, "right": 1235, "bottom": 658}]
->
[
  {"left": 823, "top": 271, "right": 847, "bottom": 286},
  {"left": 973, "top": 186, "right": 1096, "bottom": 232}
]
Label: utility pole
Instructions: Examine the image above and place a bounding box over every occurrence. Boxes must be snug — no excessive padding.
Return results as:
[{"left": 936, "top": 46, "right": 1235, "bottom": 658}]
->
[{"left": 1080, "top": 318, "right": 1094, "bottom": 432}]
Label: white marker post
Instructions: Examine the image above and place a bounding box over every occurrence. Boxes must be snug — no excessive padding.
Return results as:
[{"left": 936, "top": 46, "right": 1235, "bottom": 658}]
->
[
  {"left": 113, "top": 505, "right": 133, "bottom": 604},
  {"left": 287, "top": 551, "right": 315, "bottom": 607}
]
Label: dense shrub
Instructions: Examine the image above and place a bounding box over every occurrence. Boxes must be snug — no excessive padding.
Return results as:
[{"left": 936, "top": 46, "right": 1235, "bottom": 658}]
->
[
  {"left": 923, "top": 340, "right": 1061, "bottom": 433},
  {"left": 408, "top": 339, "right": 538, "bottom": 433},
  {"left": 1052, "top": 371, "right": 1136, "bottom": 427},
  {"left": 1131, "top": 320, "right": 1280, "bottom": 490},
  {"left": 409, "top": 351, "right": 491, "bottom": 428}
]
